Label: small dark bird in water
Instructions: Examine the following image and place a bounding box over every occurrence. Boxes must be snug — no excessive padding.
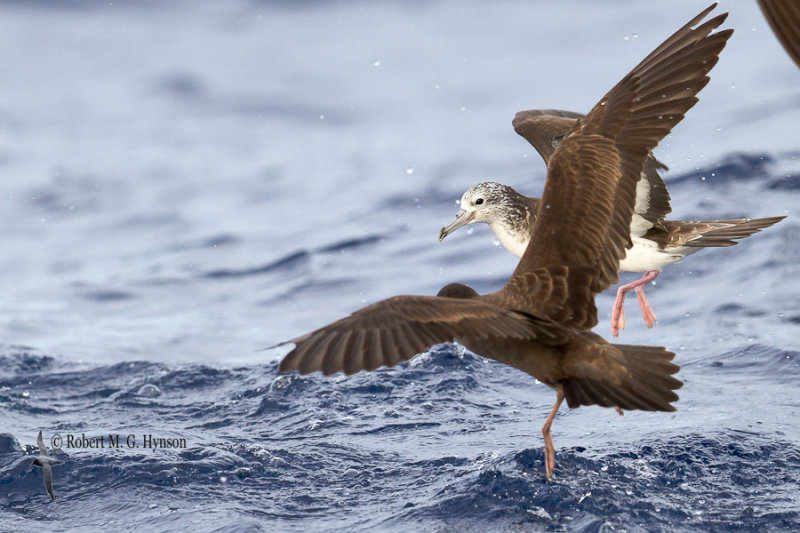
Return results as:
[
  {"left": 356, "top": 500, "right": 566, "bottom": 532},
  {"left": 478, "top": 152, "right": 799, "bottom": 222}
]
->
[
  {"left": 276, "top": 4, "right": 731, "bottom": 479},
  {"left": 32, "top": 430, "right": 64, "bottom": 501}
]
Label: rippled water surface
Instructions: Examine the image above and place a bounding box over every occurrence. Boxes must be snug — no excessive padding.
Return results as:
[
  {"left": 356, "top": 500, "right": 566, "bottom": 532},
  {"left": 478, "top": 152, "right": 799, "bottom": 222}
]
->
[{"left": 1, "top": 1, "right": 799, "bottom": 531}]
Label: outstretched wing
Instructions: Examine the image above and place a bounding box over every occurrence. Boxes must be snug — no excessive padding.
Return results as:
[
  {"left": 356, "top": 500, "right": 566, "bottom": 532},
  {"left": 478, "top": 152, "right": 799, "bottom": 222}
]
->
[
  {"left": 758, "top": 0, "right": 800, "bottom": 68},
  {"left": 658, "top": 216, "right": 786, "bottom": 248},
  {"left": 492, "top": 4, "right": 732, "bottom": 329},
  {"left": 513, "top": 108, "right": 672, "bottom": 236},
  {"left": 512, "top": 109, "right": 584, "bottom": 164},
  {"left": 43, "top": 466, "right": 55, "bottom": 501},
  {"left": 37, "top": 430, "right": 48, "bottom": 457},
  {"left": 279, "top": 295, "right": 563, "bottom": 376}
]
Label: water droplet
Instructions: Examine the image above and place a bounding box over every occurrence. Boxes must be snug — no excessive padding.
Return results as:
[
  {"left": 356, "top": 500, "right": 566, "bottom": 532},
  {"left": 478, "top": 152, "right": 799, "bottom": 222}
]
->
[
  {"left": 373, "top": 60, "right": 381, "bottom": 67},
  {"left": 460, "top": 106, "right": 467, "bottom": 112},
  {"left": 406, "top": 167, "right": 414, "bottom": 175},
  {"left": 623, "top": 35, "right": 630, "bottom": 41},
  {"left": 137, "top": 384, "right": 161, "bottom": 397},
  {"left": 22, "top": 390, "right": 29, "bottom": 398},
  {"left": 700, "top": 176, "right": 706, "bottom": 181},
  {"left": 219, "top": 476, "right": 228, "bottom": 483},
  {"left": 270, "top": 375, "right": 295, "bottom": 391},
  {"left": 730, "top": 83, "right": 736, "bottom": 89},
  {"left": 319, "top": 114, "right": 325, "bottom": 120}
]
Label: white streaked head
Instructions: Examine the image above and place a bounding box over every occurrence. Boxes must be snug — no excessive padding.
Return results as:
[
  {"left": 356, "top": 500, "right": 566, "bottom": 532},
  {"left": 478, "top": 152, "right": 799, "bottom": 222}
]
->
[{"left": 438, "top": 182, "right": 517, "bottom": 241}]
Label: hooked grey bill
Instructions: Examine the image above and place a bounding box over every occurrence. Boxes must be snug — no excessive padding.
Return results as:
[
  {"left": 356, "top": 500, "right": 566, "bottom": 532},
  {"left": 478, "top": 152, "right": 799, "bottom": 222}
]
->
[{"left": 438, "top": 209, "right": 474, "bottom": 241}]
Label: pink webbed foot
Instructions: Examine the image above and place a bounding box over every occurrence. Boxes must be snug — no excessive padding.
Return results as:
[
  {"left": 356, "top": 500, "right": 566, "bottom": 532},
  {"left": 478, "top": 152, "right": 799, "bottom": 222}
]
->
[{"left": 634, "top": 284, "right": 658, "bottom": 328}]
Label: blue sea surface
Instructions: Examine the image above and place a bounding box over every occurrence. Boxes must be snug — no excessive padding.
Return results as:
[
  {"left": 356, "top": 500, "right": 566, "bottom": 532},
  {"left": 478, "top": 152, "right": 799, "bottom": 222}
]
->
[{"left": 1, "top": 1, "right": 799, "bottom": 531}]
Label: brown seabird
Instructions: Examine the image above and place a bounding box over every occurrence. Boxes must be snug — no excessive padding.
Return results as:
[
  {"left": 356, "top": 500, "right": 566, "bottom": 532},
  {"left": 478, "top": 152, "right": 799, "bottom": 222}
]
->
[
  {"left": 277, "top": 4, "right": 731, "bottom": 479},
  {"left": 439, "top": 112, "right": 784, "bottom": 337}
]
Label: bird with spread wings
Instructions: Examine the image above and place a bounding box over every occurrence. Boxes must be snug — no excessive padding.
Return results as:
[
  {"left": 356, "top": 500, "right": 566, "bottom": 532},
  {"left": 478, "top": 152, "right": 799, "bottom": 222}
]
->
[{"left": 276, "top": 4, "right": 732, "bottom": 479}]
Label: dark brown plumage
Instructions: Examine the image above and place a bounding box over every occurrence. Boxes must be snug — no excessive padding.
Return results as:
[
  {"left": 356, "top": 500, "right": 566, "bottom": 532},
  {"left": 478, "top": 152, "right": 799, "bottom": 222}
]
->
[
  {"left": 758, "top": 0, "right": 800, "bottom": 68},
  {"left": 511, "top": 109, "right": 785, "bottom": 254},
  {"left": 513, "top": 108, "right": 672, "bottom": 227},
  {"left": 442, "top": 109, "right": 784, "bottom": 336},
  {"left": 278, "top": 4, "right": 732, "bottom": 479}
]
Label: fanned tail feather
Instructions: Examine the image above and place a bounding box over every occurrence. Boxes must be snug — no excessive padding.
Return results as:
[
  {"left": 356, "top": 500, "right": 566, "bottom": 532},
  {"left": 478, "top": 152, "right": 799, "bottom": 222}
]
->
[{"left": 563, "top": 344, "right": 681, "bottom": 412}]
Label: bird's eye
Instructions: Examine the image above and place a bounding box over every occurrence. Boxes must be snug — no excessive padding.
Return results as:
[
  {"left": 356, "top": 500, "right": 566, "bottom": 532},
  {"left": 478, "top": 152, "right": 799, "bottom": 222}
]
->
[{"left": 475, "top": 198, "right": 484, "bottom": 205}]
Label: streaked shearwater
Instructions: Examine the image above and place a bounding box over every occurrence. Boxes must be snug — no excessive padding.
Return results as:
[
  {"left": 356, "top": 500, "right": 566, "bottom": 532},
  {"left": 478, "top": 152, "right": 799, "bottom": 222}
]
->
[
  {"left": 31, "top": 430, "right": 63, "bottom": 501},
  {"left": 439, "top": 112, "right": 784, "bottom": 337},
  {"left": 277, "top": 4, "right": 731, "bottom": 479}
]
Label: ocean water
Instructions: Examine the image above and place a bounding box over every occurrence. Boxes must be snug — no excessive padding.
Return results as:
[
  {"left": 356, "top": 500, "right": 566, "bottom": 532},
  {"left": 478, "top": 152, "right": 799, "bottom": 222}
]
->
[{"left": 1, "top": 0, "right": 799, "bottom": 531}]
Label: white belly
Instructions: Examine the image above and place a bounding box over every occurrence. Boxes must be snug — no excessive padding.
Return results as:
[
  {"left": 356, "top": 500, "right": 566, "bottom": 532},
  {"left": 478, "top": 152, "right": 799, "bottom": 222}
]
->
[
  {"left": 488, "top": 221, "right": 699, "bottom": 273},
  {"left": 618, "top": 237, "right": 690, "bottom": 272}
]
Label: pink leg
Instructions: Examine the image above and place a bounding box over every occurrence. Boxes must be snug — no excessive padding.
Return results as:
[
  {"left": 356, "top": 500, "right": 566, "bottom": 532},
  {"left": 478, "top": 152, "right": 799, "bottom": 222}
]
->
[
  {"left": 634, "top": 273, "right": 659, "bottom": 328},
  {"left": 542, "top": 389, "right": 565, "bottom": 480},
  {"left": 611, "top": 270, "right": 660, "bottom": 336},
  {"left": 611, "top": 287, "right": 627, "bottom": 337}
]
